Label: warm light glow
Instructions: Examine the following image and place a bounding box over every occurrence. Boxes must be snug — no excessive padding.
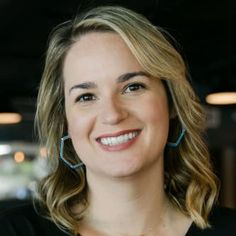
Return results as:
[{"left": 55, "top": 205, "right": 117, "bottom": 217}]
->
[
  {"left": 39, "top": 147, "right": 47, "bottom": 158},
  {"left": 206, "top": 92, "right": 236, "bottom": 105},
  {"left": 0, "top": 144, "right": 12, "bottom": 155},
  {"left": 0, "top": 113, "right": 22, "bottom": 124},
  {"left": 14, "top": 151, "right": 25, "bottom": 163}
]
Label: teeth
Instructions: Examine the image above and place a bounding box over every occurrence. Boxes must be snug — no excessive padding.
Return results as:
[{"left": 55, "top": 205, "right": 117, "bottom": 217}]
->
[{"left": 100, "top": 131, "right": 139, "bottom": 146}]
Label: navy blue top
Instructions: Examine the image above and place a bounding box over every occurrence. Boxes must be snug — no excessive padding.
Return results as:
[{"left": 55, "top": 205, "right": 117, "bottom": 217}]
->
[{"left": 0, "top": 202, "right": 235, "bottom": 235}]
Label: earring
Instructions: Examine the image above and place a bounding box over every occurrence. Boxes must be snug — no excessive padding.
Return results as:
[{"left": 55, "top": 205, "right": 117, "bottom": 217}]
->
[
  {"left": 167, "top": 127, "right": 186, "bottom": 148},
  {"left": 60, "top": 135, "right": 84, "bottom": 169}
]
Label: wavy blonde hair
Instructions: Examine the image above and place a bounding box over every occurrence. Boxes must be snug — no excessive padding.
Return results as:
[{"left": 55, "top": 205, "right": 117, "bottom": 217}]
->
[{"left": 35, "top": 5, "right": 219, "bottom": 235}]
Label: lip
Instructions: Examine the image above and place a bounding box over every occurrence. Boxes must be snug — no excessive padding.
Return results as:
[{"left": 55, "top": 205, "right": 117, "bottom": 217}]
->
[{"left": 96, "top": 129, "right": 142, "bottom": 152}]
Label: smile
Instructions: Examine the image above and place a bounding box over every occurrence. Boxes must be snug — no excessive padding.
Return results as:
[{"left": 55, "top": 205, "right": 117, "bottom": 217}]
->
[
  {"left": 96, "top": 129, "right": 141, "bottom": 151},
  {"left": 100, "top": 131, "right": 139, "bottom": 146}
]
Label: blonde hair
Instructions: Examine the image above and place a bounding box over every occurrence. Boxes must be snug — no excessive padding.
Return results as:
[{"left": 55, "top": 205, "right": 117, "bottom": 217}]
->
[{"left": 35, "top": 5, "right": 219, "bottom": 234}]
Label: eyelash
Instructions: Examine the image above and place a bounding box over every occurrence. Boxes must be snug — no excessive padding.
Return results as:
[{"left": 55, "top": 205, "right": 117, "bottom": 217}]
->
[
  {"left": 75, "top": 83, "right": 146, "bottom": 103},
  {"left": 75, "top": 93, "right": 96, "bottom": 103},
  {"left": 123, "top": 82, "right": 146, "bottom": 93}
]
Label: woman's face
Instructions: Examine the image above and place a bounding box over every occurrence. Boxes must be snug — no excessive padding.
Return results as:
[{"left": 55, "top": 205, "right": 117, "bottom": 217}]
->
[{"left": 64, "top": 32, "right": 169, "bottom": 178}]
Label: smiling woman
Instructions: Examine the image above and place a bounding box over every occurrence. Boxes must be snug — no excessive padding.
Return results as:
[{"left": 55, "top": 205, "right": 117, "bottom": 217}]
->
[{"left": 0, "top": 5, "right": 235, "bottom": 236}]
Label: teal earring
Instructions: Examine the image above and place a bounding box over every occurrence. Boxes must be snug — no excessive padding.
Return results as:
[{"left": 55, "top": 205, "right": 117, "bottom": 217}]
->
[
  {"left": 167, "top": 128, "right": 186, "bottom": 148},
  {"left": 60, "top": 135, "right": 84, "bottom": 169}
]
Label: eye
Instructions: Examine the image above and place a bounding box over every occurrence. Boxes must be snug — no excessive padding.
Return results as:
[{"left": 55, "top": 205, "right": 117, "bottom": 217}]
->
[
  {"left": 123, "top": 83, "right": 146, "bottom": 93},
  {"left": 75, "top": 93, "right": 96, "bottom": 103}
]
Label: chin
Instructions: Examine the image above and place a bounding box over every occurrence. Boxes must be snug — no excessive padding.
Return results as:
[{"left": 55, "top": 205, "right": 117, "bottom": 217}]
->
[{"left": 99, "top": 161, "right": 148, "bottom": 179}]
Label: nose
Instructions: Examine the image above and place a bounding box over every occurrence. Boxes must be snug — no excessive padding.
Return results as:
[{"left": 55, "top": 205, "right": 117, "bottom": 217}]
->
[{"left": 100, "top": 97, "right": 128, "bottom": 125}]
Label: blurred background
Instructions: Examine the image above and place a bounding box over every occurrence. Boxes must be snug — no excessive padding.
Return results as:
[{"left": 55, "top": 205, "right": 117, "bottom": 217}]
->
[{"left": 0, "top": 0, "right": 235, "bottom": 210}]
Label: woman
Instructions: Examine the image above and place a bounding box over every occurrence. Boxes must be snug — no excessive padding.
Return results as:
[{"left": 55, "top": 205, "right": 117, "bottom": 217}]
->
[{"left": 0, "top": 5, "right": 235, "bottom": 236}]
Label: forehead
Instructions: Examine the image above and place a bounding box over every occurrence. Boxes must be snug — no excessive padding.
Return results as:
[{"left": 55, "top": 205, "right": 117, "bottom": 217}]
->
[
  {"left": 63, "top": 32, "right": 142, "bottom": 83},
  {"left": 64, "top": 32, "right": 131, "bottom": 62}
]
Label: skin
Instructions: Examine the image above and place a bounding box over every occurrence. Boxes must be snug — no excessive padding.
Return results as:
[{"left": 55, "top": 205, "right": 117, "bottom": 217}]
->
[
  {"left": 64, "top": 32, "right": 169, "bottom": 178},
  {"left": 63, "top": 32, "right": 192, "bottom": 235}
]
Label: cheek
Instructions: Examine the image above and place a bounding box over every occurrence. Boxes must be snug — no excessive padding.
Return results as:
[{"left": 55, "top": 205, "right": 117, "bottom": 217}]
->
[
  {"left": 67, "top": 109, "right": 94, "bottom": 143},
  {"left": 68, "top": 117, "right": 82, "bottom": 138},
  {"left": 142, "top": 96, "right": 169, "bottom": 125},
  {"left": 67, "top": 113, "right": 92, "bottom": 161},
  {"left": 154, "top": 104, "right": 169, "bottom": 127},
  {"left": 67, "top": 111, "right": 97, "bottom": 165},
  {"left": 141, "top": 97, "right": 170, "bottom": 146}
]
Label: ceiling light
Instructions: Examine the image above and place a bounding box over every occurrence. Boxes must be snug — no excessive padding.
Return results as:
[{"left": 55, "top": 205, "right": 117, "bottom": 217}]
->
[
  {"left": 0, "top": 112, "right": 22, "bottom": 124},
  {"left": 206, "top": 92, "right": 236, "bottom": 105},
  {"left": 14, "top": 151, "right": 25, "bottom": 163}
]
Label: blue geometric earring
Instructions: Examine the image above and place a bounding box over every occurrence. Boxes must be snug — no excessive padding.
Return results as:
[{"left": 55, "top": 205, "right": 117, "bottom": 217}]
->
[
  {"left": 167, "top": 127, "right": 186, "bottom": 148},
  {"left": 60, "top": 135, "right": 84, "bottom": 169}
]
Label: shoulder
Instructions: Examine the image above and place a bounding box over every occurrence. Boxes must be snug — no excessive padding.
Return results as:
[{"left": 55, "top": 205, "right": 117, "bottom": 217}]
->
[
  {"left": 0, "top": 201, "right": 67, "bottom": 236},
  {"left": 187, "top": 206, "right": 236, "bottom": 236}
]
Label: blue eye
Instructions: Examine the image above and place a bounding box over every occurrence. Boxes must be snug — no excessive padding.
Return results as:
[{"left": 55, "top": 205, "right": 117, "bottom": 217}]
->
[
  {"left": 124, "top": 83, "right": 146, "bottom": 93},
  {"left": 76, "top": 93, "right": 96, "bottom": 103}
]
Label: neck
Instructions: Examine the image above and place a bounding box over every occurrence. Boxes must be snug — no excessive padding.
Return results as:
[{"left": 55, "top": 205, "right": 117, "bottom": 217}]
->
[{"left": 81, "top": 158, "right": 172, "bottom": 235}]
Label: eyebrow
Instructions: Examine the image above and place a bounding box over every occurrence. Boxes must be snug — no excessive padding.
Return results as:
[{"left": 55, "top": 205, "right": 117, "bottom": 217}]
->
[{"left": 69, "top": 71, "right": 148, "bottom": 95}]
